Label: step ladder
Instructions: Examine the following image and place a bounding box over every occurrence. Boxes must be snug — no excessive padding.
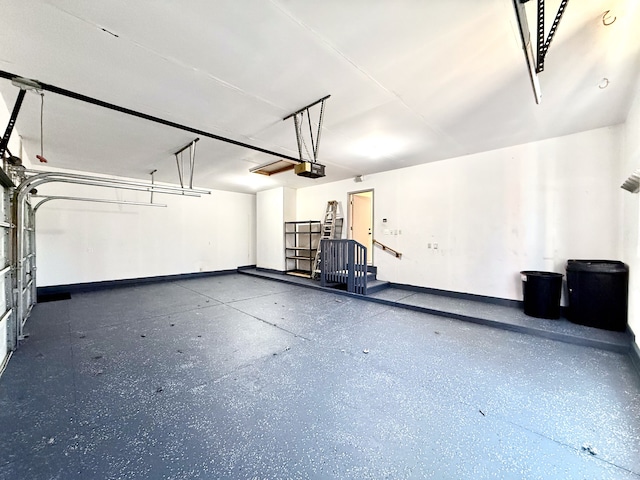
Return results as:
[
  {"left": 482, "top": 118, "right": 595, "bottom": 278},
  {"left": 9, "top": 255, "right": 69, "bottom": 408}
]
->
[{"left": 312, "top": 201, "right": 343, "bottom": 278}]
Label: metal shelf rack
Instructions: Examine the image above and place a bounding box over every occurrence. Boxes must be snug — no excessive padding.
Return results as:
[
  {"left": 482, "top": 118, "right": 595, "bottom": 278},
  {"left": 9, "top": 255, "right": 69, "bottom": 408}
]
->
[{"left": 284, "top": 220, "right": 321, "bottom": 278}]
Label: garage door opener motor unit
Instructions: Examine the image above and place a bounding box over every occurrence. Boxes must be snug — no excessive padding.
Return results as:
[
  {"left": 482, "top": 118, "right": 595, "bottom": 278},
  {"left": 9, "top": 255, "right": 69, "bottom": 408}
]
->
[{"left": 294, "top": 161, "right": 325, "bottom": 179}]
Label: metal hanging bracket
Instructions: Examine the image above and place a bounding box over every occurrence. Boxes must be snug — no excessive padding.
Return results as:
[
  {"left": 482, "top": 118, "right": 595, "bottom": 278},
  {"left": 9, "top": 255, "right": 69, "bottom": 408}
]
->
[
  {"left": 535, "top": 0, "right": 569, "bottom": 73},
  {"left": 283, "top": 95, "right": 330, "bottom": 164},
  {"left": 1, "top": 78, "right": 44, "bottom": 161},
  {"left": 249, "top": 96, "right": 331, "bottom": 178},
  {"left": 174, "top": 138, "right": 199, "bottom": 189},
  {"left": 150, "top": 169, "right": 157, "bottom": 204},
  {"left": 11, "top": 77, "right": 42, "bottom": 91},
  {"left": 513, "top": 0, "right": 570, "bottom": 104},
  {"left": 0, "top": 90, "right": 27, "bottom": 161}
]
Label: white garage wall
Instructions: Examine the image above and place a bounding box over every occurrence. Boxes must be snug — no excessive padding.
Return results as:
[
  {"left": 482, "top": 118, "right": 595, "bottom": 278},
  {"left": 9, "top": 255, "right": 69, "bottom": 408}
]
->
[
  {"left": 256, "top": 188, "right": 285, "bottom": 271},
  {"left": 297, "top": 126, "right": 622, "bottom": 303},
  {"left": 256, "top": 186, "right": 296, "bottom": 271},
  {"left": 622, "top": 76, "right": 640, "bottom": 349},
  {"left": 35, "top": 171, "right": 256, "bottom": 287}
]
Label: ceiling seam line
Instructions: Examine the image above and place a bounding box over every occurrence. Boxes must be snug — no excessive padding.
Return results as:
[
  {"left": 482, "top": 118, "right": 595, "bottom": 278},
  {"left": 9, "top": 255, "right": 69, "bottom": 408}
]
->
[
  {"left": 268, "top": 0, "right": 461, "bottom": 148},
  {"left": 43, "top": 2, "right": 293, "bottom": 114}
]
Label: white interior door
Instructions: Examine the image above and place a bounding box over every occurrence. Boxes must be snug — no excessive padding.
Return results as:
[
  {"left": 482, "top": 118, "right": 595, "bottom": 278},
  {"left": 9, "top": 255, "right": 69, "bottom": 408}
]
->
[{"left": 348, "top": 190, "right": 373, "bottom": 265}]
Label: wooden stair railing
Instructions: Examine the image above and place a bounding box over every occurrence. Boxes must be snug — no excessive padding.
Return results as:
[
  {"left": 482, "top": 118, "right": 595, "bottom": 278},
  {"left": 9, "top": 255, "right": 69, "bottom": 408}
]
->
[{"left": 373, "top": 239, "right": 402, "bottom": 259}]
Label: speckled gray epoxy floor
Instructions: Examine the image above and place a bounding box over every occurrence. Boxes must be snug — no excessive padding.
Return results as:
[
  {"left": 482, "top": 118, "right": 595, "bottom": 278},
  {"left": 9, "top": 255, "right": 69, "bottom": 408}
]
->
[
  {"left": 1, "top": 274, "right": 639, "bottom": 479},
  {"left": 241, "top": 268, "right": 633, "bottom": 352}
]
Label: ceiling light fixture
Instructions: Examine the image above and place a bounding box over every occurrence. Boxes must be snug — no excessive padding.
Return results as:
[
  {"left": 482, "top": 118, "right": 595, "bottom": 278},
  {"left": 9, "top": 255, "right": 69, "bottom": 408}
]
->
[
  {"left": 351, "top": 135, "right": 409, "bottom": 160},
  {"left": 598, "top": 78, "right": 610, "bottom": 89}
]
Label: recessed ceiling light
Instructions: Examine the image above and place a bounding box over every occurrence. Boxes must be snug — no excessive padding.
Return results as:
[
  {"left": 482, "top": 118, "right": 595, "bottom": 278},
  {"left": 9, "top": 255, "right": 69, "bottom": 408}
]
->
[
  {"left": 598, "top": 78, "right": 610, "bottom": 89},
  {"left": 351, "top": 135, "right": 411, "bottom": 160}
]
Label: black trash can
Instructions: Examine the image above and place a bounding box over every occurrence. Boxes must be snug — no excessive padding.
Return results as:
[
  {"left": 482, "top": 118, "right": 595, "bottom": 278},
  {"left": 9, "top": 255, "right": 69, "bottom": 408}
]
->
[
  {"left": 520, "top": 271, "right": 563, "bottom": 319},
  {"left": 566, "top": 260, "right": 629, "bottom": 331}
]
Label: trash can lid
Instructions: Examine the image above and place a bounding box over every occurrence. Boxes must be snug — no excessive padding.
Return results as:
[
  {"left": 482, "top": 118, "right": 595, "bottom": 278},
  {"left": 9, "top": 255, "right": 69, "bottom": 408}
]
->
[
  {"left": 566, "top": 260, "right": 628, "bottom": 273},
  {"left": 520, "top": 271, "right": 563, "bottom": 278}
]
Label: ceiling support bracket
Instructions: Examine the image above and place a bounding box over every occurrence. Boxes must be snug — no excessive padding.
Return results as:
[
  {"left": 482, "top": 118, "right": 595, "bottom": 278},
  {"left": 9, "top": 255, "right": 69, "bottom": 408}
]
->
[
  {"left": 174, "top": 138, "right": 199, "bottom": 189},
  {"left": 0, "top": 90, "right": 26, "bottom": 162},
  {"left": 284, "top": 95, "right": 329, "bottom": 163},
  {"left": 150, "top": 169, "right": 157, "bottom": 204},
  {"left": 536, "top": 0, "right": 569, "bottom": 73},
  {"left": 513, "top": 0, "right": 570, "bottom": 103}
]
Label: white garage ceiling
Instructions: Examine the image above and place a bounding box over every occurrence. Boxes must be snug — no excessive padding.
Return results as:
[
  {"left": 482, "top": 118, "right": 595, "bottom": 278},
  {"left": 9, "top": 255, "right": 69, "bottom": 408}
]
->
[{"left": 1, "top": 0, "right": 639, "bottom": 193}]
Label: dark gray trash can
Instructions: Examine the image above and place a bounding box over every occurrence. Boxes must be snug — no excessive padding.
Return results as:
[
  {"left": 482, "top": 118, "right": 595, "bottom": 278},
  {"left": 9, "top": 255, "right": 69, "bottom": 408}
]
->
[
  {"left": 520, "top": 271, "right": 563, "bottom": 319},
  {"left": 566, "top": 260, "right": 629, "bottom": 331}
]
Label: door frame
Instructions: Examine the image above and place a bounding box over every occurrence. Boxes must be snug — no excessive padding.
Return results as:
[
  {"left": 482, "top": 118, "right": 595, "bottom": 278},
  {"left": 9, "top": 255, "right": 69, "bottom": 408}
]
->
[{"left": 347, "top": 189, "right": 374, "bottom": 265}]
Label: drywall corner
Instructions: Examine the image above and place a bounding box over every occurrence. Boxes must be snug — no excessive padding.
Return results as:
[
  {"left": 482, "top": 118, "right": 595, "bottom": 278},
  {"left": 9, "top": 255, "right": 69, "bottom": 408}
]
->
[{"left": 256, "top": 187, "right": 286, "bottom": 271}]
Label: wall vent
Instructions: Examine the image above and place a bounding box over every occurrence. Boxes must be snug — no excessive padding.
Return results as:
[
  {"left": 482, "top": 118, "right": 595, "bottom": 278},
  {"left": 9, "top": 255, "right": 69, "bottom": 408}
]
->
[{"left": 621, "top": 169, "right": 640, "bottom": 193}]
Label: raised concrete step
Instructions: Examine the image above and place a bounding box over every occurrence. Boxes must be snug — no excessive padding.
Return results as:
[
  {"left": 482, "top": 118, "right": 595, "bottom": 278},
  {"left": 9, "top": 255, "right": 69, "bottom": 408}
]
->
[{"left": 366, "top": 279, "right": 390, "bottom": 294}]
